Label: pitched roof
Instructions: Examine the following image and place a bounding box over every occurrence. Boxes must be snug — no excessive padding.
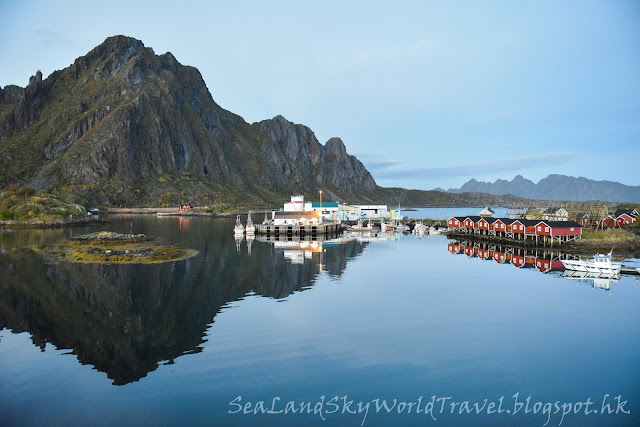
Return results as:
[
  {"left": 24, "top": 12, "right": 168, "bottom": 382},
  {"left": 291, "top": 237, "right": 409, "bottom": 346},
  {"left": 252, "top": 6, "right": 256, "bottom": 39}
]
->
[
  {"left": 614, "top": 208, "right": 637, "bottom": 217},
  {"left": 495, "top": 218, "right": 517, "bottom": 224},
  {"left": 536, "top": 220, "right": 582, "bottom": 227},
  {"left": 512, "top": 218, "right": 539, "bottom": 226},
  {"left": 464, "top": 216, "right": 482, "bottom": 222}
]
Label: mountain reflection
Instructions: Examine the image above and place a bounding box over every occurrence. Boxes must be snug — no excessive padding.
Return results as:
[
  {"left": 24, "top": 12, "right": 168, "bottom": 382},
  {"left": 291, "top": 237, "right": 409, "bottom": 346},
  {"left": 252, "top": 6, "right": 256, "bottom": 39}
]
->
[{"left": 0, "top": 219, "right": 367, "bottom": 385}]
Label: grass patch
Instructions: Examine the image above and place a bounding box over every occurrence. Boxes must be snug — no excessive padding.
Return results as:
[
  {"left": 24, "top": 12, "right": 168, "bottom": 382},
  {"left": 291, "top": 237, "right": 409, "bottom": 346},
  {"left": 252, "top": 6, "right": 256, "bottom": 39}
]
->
[
  {"left": 580, "top": 228, "right": 637, "bottom": 243},
  {"left": 60, "top": 231, "right": 197, "bottom": 264},
  {"left": 66, "top": 246, "right": 198, "bottom": 264}
]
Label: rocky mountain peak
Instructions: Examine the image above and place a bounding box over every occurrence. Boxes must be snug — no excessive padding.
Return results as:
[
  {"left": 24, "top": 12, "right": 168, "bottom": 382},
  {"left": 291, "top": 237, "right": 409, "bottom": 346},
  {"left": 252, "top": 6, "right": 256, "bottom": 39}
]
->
[
  {"left": 325, "top": 137, "right": 347, "bottom": 157},
  {"left": 13, "top": 70, "right": 44, "bottom": 128},
  {"left": 27, "top": 70, "right": 43, "bottom": 91},
  {"left": 82, "top": 35, "right": 145, "bottom": 64}
]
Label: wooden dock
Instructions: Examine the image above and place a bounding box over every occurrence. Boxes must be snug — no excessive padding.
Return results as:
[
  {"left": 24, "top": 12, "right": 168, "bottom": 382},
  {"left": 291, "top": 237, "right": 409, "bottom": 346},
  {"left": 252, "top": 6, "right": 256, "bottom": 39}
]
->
[
  {"left": 621, "top": 268, "right": 640, "bottom": 276},
  {"left": 256, "top": 223, "right": 344, "bottom": 236}
]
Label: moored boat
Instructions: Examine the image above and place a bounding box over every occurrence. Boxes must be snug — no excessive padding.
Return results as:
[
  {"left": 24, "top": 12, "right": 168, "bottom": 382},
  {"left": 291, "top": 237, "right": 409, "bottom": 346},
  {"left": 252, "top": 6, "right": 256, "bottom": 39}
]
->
[
  {"left": 561, "top": 251, "right": 622, "bottom": 275},
  {"left": 233, "top": 214, "right": 244, "bottom": 235},
  {"left": 413, "top": 222, "right": 428, "bottom": 234},
  {"left": 395, "top": 223, "right": 410, "bottom": 233},
  {"left": 380, "top": 221, "right": 395, "bottom": 232},
  {"left": 245, "top": 211, "right": 255, "bottom": 235}
]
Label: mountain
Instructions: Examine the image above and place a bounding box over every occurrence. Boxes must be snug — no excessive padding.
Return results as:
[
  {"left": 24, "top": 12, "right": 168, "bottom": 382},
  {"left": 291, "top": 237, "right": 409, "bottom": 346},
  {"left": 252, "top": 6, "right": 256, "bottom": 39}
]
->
[
  {"left": 448, "top": 174, "right": 640, "bottom": 203},
  {"left": 0, "top": 35, "right": 524, "bottom": 208}
]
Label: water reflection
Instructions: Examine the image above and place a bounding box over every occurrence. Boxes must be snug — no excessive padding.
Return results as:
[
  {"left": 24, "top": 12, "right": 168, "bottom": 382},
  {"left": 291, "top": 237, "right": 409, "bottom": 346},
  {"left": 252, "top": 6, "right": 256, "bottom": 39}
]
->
[
  {"left": 559, "top": 270, "right": 620, "bottom": 290},
  {"left": 0, "top": 217, "right": 366, "bottom": 385},
  {"left": 448, "top": 239, "right": 621, "bottom": 290}
]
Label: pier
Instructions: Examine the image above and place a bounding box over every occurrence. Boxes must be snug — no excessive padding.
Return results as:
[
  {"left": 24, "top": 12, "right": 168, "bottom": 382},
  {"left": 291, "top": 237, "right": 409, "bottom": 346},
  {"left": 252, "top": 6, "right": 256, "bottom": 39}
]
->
[{"left": 255, "top": 223, "right": 344, "bottom": 236}]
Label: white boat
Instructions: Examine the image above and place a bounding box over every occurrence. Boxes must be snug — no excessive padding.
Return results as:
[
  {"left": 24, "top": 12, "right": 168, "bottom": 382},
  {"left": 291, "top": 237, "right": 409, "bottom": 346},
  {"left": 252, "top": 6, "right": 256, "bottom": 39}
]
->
[
  {"left": 429, "top": 227, "right": 443, "bottom": 235},
  {"left": 413, "top": 222, "right": 428, "bottom": 234},
  {"left": 233, "top": 214, "right": 244, "bottom": 235},
  {"left": 349, "top": 220, "right": 368, "bottom": 231},
  {"left": 561, "top": 251, "right": 622, "bottom": 275},
  {"left": 380, "top": 221, "right": 395, "bottom": 232},
  {"left": 395, "top": 223, "right": 410, "bottom": 233},
  {"left": 245, "top": 211, "right": 255, "bottom": 235}
]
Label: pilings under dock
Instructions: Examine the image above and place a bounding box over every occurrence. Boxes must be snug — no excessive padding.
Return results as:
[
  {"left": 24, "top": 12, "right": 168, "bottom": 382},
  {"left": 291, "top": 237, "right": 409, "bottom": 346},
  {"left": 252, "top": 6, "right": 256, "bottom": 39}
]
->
[{"left": 256, "top": 223, "right": 344, "bottom": 236}]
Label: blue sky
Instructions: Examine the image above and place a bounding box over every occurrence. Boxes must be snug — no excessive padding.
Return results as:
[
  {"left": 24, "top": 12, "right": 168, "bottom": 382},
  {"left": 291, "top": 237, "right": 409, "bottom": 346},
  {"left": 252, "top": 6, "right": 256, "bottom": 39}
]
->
[{"left": 1, "top": 0, "right": 638, "bottom": 190}]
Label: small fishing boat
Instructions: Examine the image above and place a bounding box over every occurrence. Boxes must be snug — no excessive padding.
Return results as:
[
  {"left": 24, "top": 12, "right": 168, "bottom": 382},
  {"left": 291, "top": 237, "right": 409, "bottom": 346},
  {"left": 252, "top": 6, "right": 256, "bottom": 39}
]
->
[
  {"left": 395, "top": 223, "right": 410, "bottom": 233},
  {"left": 561, "top": 251, "right": 622, "bottom": 275},
  {"left": 245, "top": 211, "right": 255, "bottom": 235},
  {"left": 429, "top": 227, "right": 443, "bottom": 235},
  {"left": 348, "top": 220, "right": 370, "bottom": 231},
  {"left": 413, "top": 222, "right": 428, "bottom": 234},
  {"left": 380, "top": 221, "right": 395, "bottom": 232},
  {"left": 233, "top": 214, "right": 244, "bottom": 235}
]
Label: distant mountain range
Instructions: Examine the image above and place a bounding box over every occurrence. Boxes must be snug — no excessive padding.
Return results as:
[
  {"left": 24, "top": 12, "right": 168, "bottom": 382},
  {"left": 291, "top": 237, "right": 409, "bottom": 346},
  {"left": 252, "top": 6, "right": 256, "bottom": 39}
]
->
[
  {"left": 446, "top": 174, "right": 640, "bottom": 203},
  {"left": 0, "top": 35, "right": 527, "bottom": 208}
]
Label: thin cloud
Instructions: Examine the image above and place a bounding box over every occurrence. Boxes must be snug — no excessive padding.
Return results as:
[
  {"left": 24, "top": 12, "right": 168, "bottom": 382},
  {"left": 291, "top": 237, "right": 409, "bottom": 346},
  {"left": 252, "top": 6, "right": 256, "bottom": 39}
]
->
[
  {"left": 355, "top": 153, "right": 403, "bottom": 171},
  {"left": 374, "top": 152, "right": 582, "bottom": 180},
  {"left": 35, "top": 28, "right": 72, "bottom": 49}
]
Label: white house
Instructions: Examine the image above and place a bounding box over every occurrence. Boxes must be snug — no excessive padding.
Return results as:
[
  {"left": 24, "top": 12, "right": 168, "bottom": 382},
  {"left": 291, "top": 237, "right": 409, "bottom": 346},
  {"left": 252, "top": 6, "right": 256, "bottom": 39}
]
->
[
  {"left": 355, "top": 205, "right": 389, "bottom": 220},
  {"left": 284, "top": 195, "right": 306, "bottom": 212},
  {"left": 338, "top": 203, "right": 360, "bottom": 221}
]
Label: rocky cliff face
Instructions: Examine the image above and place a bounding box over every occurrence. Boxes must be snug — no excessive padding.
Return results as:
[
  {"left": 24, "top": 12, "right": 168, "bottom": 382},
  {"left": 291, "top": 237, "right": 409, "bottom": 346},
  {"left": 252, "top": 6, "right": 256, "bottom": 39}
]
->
[{"left": 0, "top": 36, "right": 378, "bottom": 207}]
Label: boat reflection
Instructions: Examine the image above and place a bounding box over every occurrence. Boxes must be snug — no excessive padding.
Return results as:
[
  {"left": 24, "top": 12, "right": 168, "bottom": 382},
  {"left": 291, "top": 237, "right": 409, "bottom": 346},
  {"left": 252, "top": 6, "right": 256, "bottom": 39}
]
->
[
  {"left": 447, "top": 239, "right": 571, "bottom": 273},
  {"left": 447, "top": 239, "right": 618, "bottom": 290},
  {"left": 560, "top": 270, "right": 620, "bottom": 290}
]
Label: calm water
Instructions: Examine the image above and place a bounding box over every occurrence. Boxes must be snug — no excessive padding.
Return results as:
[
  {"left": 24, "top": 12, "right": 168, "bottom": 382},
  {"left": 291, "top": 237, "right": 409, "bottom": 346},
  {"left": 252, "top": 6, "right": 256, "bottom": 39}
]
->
[{"left": 1, "top": 215, "right": 639, "bottom": 426}]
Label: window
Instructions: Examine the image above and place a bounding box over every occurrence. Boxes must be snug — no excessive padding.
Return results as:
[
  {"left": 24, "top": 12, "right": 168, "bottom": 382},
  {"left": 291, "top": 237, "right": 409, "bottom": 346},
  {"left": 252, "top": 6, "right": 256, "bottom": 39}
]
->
[
  {"left": 537, "top": 226, "right": 541, "bottom": 231},
  {"left": 570, "top": 227, "right": 574, "bottom": 231},
  {"left": 545, "top": 227, "right": 549, "bottom": 232}
]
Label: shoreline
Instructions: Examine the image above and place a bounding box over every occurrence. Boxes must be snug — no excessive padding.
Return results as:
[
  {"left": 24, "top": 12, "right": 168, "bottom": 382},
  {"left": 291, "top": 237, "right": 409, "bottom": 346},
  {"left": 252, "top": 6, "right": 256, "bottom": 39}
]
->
[{"left": 0, "top": 216, "right": 106, "bottom": 229}]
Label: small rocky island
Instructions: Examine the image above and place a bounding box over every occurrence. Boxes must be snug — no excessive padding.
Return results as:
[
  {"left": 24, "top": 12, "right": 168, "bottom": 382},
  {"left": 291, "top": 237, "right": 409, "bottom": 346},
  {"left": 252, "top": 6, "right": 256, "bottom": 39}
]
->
[{"left": 61, "top": 231, "right": 198, "bottom": 264}]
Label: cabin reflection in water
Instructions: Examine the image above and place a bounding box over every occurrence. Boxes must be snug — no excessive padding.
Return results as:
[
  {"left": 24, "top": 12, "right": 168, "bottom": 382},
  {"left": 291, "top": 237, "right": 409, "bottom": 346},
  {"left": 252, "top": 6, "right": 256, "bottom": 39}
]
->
[{"left": 447, "top": 239, "right": 617, "bottom": 290}]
